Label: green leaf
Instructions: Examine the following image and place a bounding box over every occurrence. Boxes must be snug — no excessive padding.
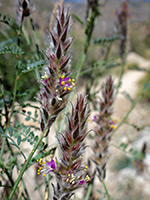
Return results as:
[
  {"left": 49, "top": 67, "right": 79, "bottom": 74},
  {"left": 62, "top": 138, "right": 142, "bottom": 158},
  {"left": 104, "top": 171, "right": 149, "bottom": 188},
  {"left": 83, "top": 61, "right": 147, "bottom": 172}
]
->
[
  {"left": 34, "top": 135, "right": 39, "bottom": 142},
  {"left": 27, "top": 111, "right": 31, "bottom": 115},
  {"left": 20, "top": 60, "right": 45, "bottom": 74},
  {"left": 72, "top": 13, "right": 84, "bottom": 25},
  {"left": 122, "top": 91, "right": 134, "bottom": 104},
  {"left": 0, "top": 126, "right": 4, "bottom": 134},
  {"left": 22, "top": 138, "right": 27, "bottom": 142},
  {"left": 19, "top": 123, "right": 24, "bottom": 130},
  {"left": 27, "top": 138, "right": 31, "bottom": 142},
  {"left": 25, "top": 116, "right": 31, "bottom": 121},
  {"left": 8, "top": 126, "right": 13, "bottom": 136},
  {"left": 17, "top": 136, "right": 21, "bottom": 145},
  {"left": 120, "top": 143, "right": 128, "bottom": 149},
  {"left": 0, "top": 45, "right": 24, "bottom": 55},
  {"left": 29, "top": 131, "right": 34, "bottom": 139},
  {"left": 13, "top": 131, "right": 19, "bottom": 138},
  {"left": 93, "top": 35, "right": 120, "bottom": 45},
  {"left": 34, "top": 111, "right": 38, "bottom": 118},
  {"left": 30, "top": 141, "right": 34, "bottom": 145},
  {"left": 15, "top": 120, "right": 20, "bottom": 127},
  {"left": 0, "top": 99, "right": 4, "bottom": 110},
  {"left": 25, "top": 127, "right": 30, "bottom": 135}
]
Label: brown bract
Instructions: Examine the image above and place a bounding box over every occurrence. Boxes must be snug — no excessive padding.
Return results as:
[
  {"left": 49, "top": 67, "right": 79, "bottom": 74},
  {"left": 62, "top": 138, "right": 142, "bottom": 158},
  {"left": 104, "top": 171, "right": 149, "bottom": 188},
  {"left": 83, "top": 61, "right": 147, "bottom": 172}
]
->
[
  {"left": 38, "top": 5, "right": 73, "bottom": 136},
  {"left": 52, "top": 95, "right": 90, "bottom": 200}
]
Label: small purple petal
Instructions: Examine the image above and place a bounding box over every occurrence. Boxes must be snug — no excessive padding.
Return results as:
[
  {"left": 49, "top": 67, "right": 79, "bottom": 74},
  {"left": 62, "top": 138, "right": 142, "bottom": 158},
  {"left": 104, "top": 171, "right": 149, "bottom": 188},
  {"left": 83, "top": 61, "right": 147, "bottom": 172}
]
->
[
  {"left": 63, "top": 77, "right": 70, "bottom": 81},
  {"left": 48, "top": 170, "right": 53, "bottom": 173},
  {"left": 92, "top": 115, "right": 97, "bottom": 122},
  {"left": 50, "top": 159, "right": 56, "bottom": 169},
  {"left": 79, "top": 180, "right": 85, "bottom": 185}
]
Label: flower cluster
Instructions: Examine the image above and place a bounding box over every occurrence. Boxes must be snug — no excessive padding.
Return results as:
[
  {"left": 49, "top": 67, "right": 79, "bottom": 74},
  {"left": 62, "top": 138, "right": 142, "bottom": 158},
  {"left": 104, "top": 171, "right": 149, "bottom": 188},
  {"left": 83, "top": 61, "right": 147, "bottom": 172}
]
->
[
  {"left": 37, "top": 95, "right": 91, "bottom": 200},
  {"left": 38, "top": 5, "right": 75, "bottom": 136},
  {"left": 58, "top": 74, "right": 75, "bottom": 91},
  {"left": 92, "top": 75, "right": 115, "bottom": 180},
  {"left": 116, "top": 0, "right": 129, "bottom": 59}
]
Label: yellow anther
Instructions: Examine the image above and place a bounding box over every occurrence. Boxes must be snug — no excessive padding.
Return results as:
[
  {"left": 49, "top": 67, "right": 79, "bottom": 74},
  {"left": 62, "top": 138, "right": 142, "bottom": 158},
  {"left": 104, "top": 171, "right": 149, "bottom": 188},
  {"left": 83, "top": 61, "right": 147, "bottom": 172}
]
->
[
  {"left": 69, "top": 78, "right": 71, "bottom": 82},
  {"left": 84, "top": 169, "right": 87, "bottom": 171},
  {"left": 61, "top": 75, "right": 65, "bottom": 79},
  {"left": 64, "top": 87, "right": 66, "bottom": 90},
  {"left": 41, "top": 75, "right": 47, "bottom": 80},
  {"left": 71, "top": 174, "right": 74, "bottom": 178},
  {"left": 61, "top": 81, "right": 65, "bottom": 85},
  {"left": 37, "top": 173, "right": 40, "bottom": 175},
  {"left": 68, "top": 174, "right": 71, "bottom": 177},
  {"left": 85, "top": 175, "right": 90, "bottom": 180},
  {"left": 36, "top": 159, "right": 39, "bottom": 162},
  {"left": 85, "top": 166, "right": 88, "bottom": 169},
  {"left": 72, "top": 79, "right": 75, "bottom": 82},
  {"left": 72, "top": 82, "right": 75, "bottom": 86},
  {"left": 43, "top": 174, "right": 46, "bottom": 177},
  {"left": 42, "top": 162, "right": 45, "bottom": 164},
  {"left": 68, "top": 88, "right": 71, "bottom": 91},
  {"left": 39, "top": 167, "right": 42, "bottom": 170},
  {"left": 110, "top": 125, "right": 117, "bottom": 130}
]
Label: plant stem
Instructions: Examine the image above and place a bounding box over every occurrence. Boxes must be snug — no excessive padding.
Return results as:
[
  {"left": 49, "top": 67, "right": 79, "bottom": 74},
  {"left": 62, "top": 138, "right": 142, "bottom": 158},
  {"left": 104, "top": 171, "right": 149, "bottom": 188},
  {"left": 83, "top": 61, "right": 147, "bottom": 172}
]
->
[
  {"left": 112, "top": 95, "right": 141, "bottom": 136},
  {"left": 8, "top": 129, "right": 46, "bottom": 199},
  {"left": 101, "top": 176, "right": 110, "bottom": 200},
  {"left": 114, "top": 60, "right": 125, "bottom": 101},
  {"left": 84, "top": 184, "right": 93, "bottom": 200},
  {"left": 30, "top": 15, "right": 40, "bottom": 80},
  {"left": 0, "top": 159, "right": 14, "bottom": 186}
]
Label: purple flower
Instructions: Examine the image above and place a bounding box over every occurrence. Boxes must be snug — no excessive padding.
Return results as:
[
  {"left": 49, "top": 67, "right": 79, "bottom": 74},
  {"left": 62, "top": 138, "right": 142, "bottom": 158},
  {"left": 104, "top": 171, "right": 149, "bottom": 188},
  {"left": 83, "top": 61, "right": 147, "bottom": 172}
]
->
[
  {"left": 37, "top": 158, "right": 56, "bottom": 176},
  {"left": 58, "top": 75, "right": 75, "bottom": 91},
  {"left": 79, "top": 180, "right": 85, "bottom": 185},
  {"left": 92, "top": 115, "right": 97, "bottom": 122}
]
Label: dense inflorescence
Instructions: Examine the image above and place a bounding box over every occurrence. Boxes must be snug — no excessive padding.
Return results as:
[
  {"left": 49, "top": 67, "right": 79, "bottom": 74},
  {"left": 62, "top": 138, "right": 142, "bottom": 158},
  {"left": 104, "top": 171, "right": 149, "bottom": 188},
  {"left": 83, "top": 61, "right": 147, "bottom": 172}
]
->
[
  {"left": 93, "top": 75, "right": 115, "bottom": 180},
  {"left": 38, "top": 5, "right": 74, "bottom": 136},
  {"left": 37, "top": 95, "right": 91, "bottom": 200},
  {"left": 116, "top": 0, "right": 129, "bottom": 59}
]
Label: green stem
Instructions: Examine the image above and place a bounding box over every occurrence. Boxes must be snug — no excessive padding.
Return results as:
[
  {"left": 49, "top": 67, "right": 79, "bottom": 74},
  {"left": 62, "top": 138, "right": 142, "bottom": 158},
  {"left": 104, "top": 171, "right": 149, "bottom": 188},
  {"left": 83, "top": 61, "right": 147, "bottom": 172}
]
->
[
  {"left": 9, "top": 71, "right": 18, "bottom": 122},
  {"left": 114, "top": 60, "right": 125, "bottom": 101},
  {"left": 101, "top": 176, "right": 110, "bottom": 200},
  {"left": 6, "top": 135, "right": 30, "bottom": 199},
  {"left": 30, "top": 15, "right": 40, "bottom": 80},
  {"left": 8, "top": 130, "right": 46, "bottom": 199},
  {"left": 0, "top": 159, "right": 14, "bottom": 186},
  {"left": 45, "top": 135, "right": 50, "bottom": 199},
  {"left": 104, "top": 43, "right": 112, "bottom": 62},
  {"left": 84, "top": 169, "right": 96, "bottom": 200},
  {"left": 30, "top": 16, "right": 40, "bottom": 59},
  {"left": 84, "top": 184, "right": 93, "bottom": 200},
  {"left": 112, "top": 95, "right": 141, "bottom": 136},
  {"left": 84, "top": 11, "right": 98, "bottom": 53}
]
